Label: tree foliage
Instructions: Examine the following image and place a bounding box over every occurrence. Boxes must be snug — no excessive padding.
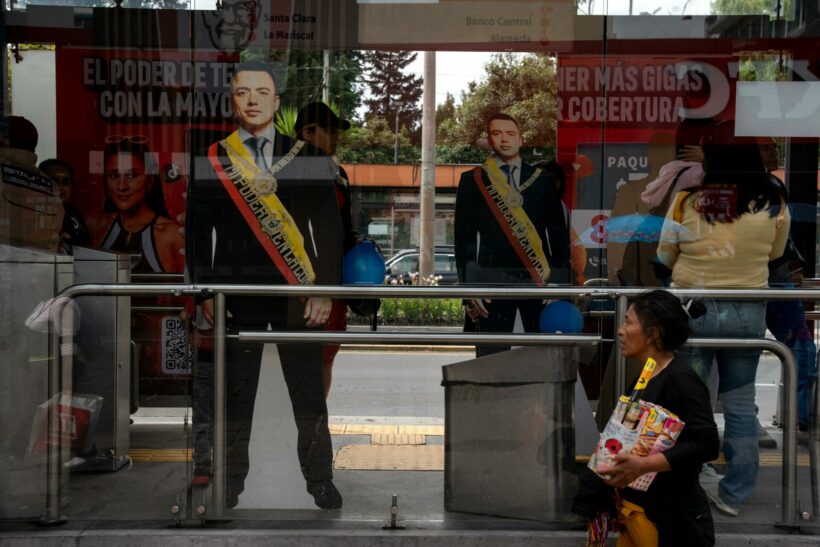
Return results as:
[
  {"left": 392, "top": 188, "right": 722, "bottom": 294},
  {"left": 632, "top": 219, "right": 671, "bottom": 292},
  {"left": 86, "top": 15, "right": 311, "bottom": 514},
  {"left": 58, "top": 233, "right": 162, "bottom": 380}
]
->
[
  {"left": 362, "top": 51, "right": 423, "bottom": 141},
  {"left": 276, "top": 50, "right": 363, "bottom": 121},
  {"left": 435, "top": 92, "right": 457, "bottom": 130},
  {"left": 438, "top": 53, "right": 558, "bottom": 151},
  {"left": 337, "top": 117, "right": 419, "bottom": 164},
  {"left": 711, "top": 0, "right": 792, "bottom": 17}
]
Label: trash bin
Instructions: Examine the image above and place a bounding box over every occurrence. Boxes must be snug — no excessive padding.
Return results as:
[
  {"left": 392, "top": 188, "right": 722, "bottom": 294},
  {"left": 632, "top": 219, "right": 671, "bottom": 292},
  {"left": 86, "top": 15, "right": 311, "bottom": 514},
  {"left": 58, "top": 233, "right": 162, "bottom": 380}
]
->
[{"left": 443, "top": 346, "right": 578, "bottom": 522}]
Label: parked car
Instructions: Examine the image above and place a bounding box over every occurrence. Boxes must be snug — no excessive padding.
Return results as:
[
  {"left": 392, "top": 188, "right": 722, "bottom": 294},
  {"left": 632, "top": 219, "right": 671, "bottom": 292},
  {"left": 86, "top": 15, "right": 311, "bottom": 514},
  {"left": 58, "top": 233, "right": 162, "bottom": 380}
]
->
[{"left": 385, "top": 246, "right": 458, "bottom": 285}]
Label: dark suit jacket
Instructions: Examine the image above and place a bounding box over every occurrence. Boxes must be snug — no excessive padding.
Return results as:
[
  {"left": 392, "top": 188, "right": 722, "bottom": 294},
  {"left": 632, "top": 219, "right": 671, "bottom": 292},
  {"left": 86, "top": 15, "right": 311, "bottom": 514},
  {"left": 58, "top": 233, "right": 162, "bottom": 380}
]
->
[
  {"left": 454, "top": 161, "right": 570, "bottom": 285},
  {"left": 186, "top": 131, "right": 343, "bottom": 325}
]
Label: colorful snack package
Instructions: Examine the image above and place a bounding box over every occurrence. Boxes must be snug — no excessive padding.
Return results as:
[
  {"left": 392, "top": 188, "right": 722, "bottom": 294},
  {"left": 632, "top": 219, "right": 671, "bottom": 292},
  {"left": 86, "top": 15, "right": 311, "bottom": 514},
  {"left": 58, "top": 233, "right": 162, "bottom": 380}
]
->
[{"left": 628, "top": 415, "right": 686, "bottom": 491}]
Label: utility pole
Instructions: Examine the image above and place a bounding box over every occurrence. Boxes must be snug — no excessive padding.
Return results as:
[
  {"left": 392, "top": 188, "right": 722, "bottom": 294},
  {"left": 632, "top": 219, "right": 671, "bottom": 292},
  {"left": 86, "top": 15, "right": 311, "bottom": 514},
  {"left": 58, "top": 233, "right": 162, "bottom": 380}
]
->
[
  {"left": 393, "top": 101, "right": 403, "bottom": 164},
  {"left": 418, "top": 51, "right": 436, "bottom": 283},
  {"left": 322, "top": 50, "right": 330, "bottom": 104}
]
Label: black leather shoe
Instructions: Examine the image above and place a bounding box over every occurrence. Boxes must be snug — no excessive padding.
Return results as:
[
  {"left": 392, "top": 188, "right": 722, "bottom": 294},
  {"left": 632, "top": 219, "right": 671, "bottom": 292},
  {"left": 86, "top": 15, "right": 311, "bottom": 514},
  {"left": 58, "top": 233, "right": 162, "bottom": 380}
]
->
[{"left": 307, "top": 480, "right": 342, "bottom": 509}]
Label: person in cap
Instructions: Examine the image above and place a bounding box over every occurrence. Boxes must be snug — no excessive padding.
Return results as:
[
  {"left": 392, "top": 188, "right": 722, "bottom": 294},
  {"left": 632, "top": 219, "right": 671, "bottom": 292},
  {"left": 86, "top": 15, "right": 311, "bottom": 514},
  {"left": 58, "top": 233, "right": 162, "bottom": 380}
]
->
[
  {"left": 186, "top": 63, "right": 344, "bottom": 509},
  {"left": 39, "top": 158, "right": 91, "bottom": 254},
  {"left": 295, "top": 102, "right": 378, "bottom": 399}
]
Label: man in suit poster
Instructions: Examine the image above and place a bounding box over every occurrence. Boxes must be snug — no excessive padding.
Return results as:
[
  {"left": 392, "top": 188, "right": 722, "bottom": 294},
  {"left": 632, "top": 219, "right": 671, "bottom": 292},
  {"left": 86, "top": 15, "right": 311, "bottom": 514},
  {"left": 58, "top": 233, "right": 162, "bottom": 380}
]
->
[
  {"left": 454, "top": 112, "right": 569, "bottom": 357},
  {"left": 186, "top": 61, "right": 344, "bottom": 509}
]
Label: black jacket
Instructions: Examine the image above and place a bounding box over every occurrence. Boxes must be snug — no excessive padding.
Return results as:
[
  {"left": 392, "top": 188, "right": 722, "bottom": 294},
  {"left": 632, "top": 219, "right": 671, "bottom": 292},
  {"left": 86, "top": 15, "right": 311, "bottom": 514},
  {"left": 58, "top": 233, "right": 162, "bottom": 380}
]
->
[
  {"left": 572, "top": 356, "right": 720, "bottom": 546},
  {"left": 454, "top": 162, "right": 570, "bottom": 285},
  {"left": 186, "top": 132, "right": 343, "bottom": 324}
]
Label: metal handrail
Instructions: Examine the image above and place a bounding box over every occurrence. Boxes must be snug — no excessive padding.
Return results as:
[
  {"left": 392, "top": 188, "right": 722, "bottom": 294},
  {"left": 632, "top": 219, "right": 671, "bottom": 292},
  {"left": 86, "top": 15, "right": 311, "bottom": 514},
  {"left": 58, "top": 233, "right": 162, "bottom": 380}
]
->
[
  {"left": 238, "top": 332, "right": 601, "bottom": 346},
  {"left": 46, "top": 282, "right": 820, "bottom": 526},
  {"left": 54, "top": 283, "right": 820, "bottom": 300},
  {"left": 684, "top": 337, "right": 797, "bottom": 528}
]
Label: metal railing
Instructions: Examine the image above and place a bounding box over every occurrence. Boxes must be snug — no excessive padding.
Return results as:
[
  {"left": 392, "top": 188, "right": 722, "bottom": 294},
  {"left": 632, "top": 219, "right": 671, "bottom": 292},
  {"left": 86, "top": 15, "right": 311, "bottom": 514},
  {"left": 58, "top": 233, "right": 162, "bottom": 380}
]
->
[{"left": 43, "top": 283, "right": 820, "bottom": 528}]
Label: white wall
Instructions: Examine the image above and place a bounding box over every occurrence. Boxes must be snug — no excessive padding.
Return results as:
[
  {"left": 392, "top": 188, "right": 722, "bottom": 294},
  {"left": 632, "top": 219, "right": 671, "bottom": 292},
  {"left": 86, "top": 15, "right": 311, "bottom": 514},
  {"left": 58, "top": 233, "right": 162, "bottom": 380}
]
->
[{"left": 10, "top": 49, "right": 57, "bottom": 163}]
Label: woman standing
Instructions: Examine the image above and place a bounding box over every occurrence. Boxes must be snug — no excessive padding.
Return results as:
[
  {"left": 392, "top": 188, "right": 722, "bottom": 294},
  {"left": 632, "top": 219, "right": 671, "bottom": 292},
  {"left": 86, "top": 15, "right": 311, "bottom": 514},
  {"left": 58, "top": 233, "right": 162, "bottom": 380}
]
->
[
  {"left": 573, "top": 290, "right": 719, "bottom": 546},
  {"left": 656, "top": 121, "right": 790, "bottom": 516}
]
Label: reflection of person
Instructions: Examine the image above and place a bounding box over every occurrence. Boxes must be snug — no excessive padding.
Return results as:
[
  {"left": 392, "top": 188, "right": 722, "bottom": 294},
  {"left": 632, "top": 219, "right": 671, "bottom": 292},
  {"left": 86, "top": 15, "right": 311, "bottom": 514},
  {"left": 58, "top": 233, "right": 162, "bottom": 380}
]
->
[
  {"left": 94, "top": 139, "right": 184, "bottom": 273},
  {"left": 295, "top": 101, "right": 378, "bottom": 399},
  {"left": 534, "top": 160, "right": 586, "bottom": 285},
  {"left": 573, "top": 290, "right": 718, "bottom": 546},
  {"left": 595, "top": 133, "right": 678, "bottom": 430},
  {"left": 454, "top": 113, "right": 569, "bottom": 357},
  {"left": 39, "top": 159, "right": 90, "bottom": 254},
  {"left": 201, "top": 0, "right": 261, "bottom": 53},
  {"left": 0, "top": 116, "right": 64, "bottom": 252},
  {"left": 606, "top": 133, "right": 676, "bottom": 287},
  {"left": 657, "top": 120, "right": 790, "bottom": 517},
  {"left": 186, "top": 62, "right": 344, "bottom": 509}
]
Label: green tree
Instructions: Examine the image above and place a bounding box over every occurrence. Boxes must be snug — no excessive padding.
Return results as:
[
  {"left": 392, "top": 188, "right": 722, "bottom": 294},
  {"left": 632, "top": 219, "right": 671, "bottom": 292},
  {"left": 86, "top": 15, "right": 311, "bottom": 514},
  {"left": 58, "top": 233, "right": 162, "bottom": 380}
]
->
[
  {"left": 337, "top": 117, "right": 420, "bottom": 164},
  {"left": 275, "top": 50, "right": 363, "bottom": 121},
  {"left": 711, "top": 0, "right": 792, "bottom": 17},
  {"left": 362, "top": 51, "right": 423, "bottom": 140},
  {"left": 440, "top": 53, "right": 558, "bottom": 151},
  {"left": 435, "top": 92, "right": 457, "bottom": 130}
]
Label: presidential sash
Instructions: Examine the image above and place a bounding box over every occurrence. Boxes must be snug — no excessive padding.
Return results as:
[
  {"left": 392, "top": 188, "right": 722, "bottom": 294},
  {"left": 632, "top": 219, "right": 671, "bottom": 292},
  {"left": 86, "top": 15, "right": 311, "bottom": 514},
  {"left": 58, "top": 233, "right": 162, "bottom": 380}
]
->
[
  {"left": 473, "top": 161, "right": 551, "bottom": 285},
  {"left": 209, "top": 131, "right": 316, "bottom": 285}
]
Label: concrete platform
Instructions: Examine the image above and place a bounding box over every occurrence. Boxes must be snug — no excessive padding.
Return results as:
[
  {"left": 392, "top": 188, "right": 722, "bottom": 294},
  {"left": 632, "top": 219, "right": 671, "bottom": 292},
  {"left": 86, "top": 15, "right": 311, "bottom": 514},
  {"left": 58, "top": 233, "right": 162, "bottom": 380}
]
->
[{"left": 2, "top": 349, "right": 819, "bottom": 545}]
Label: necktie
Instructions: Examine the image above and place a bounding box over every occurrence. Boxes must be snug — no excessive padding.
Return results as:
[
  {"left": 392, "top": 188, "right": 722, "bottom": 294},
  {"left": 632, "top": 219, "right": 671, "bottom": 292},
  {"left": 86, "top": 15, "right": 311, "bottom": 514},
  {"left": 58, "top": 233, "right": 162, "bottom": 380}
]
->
[
  {"left": 247, "top": 136, "right": 269, "bottom": 171},
  {"left": 501, "top": 164, "right": 517, "bottom": 188}
]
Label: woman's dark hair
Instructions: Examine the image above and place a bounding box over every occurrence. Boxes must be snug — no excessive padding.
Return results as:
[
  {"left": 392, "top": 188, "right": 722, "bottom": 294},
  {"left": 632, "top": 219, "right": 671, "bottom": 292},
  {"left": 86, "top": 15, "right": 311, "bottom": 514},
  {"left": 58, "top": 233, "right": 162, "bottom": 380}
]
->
[
  {"left": 631, "top": 290, "right": 706, "bottom": 351},
  {"left": 103, "top": 140, "right": 169, "bottom": 218},
  {"left": 674, "top": 117, "right": 714, "bottom": 158},
  {"left": 689, "top": 119, "right": 786, "bottom": 222}
]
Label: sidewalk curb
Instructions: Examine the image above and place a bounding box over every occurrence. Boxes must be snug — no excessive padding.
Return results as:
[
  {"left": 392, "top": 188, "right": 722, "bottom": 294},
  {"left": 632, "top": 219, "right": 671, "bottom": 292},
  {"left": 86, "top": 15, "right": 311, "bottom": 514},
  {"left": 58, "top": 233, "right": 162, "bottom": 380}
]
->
[
  {"left": 2, "top": 530, "right": 819, "bottom": 546},
  {"left": 340, "top": 345, "right": 473, "bottom": 352}
]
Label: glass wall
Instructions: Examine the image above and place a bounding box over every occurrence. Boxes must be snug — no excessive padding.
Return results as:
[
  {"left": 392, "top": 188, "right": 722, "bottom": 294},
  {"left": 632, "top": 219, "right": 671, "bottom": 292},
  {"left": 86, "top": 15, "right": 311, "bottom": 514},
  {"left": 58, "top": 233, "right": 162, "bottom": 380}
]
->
[{"left": 1, "top": 0, "right": 819, "bottom": 539}]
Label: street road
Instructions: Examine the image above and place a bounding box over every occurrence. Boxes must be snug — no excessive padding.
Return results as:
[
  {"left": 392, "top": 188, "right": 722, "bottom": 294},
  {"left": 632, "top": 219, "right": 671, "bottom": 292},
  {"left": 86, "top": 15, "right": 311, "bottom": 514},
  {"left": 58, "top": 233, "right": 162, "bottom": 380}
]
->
[
  {"left": 327, "top": 350, "right": 473, "bottom": 420},
  {"left": 326, "top": 349, "right": 783, "bottom": 427}
]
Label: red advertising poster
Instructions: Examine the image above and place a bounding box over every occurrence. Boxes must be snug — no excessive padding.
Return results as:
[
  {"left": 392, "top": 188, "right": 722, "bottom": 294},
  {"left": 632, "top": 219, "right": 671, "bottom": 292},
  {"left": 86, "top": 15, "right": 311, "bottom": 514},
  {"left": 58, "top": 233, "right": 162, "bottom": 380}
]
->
[
  {"left": 555, "top": 54, "right": 738, "bottom": 282},
  {"left": 56, "top": 47, "right": 237, "bottom": 400}
]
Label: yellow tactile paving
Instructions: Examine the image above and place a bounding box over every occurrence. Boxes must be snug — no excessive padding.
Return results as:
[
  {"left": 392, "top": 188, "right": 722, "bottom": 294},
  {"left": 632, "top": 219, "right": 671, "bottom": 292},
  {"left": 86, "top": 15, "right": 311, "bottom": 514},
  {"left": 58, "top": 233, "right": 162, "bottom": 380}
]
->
[
  {"left": 371, "top": 433, "right": 426, "bottom": 445},
  {"left": 130, "top": 448, "right": 192, "bottom": 462},
  {"left": 577, "top": 453, "right": 808, "bottom": 467},
  {"left": 336, "top": 424, "right": 399, "bottom": 436},
  {"left": 398, "top": 425, "right": 445, "bottom": 436},
  {"left": 333, "top": 445, "right": 444, "bottom": 471},
  {"left": 711, "top": 453, "right": 810, "bottom": 467},
  {"left": 328, "top": 424, "right": 347, "bottom": 435}
]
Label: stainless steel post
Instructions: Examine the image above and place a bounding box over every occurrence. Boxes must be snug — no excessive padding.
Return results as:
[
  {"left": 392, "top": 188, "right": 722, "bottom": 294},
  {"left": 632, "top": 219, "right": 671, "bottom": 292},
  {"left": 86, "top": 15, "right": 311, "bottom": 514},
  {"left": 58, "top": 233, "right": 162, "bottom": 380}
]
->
[
  {"left": 687, "top": 338, "right": 798, "bottom": 527},
  {"left": 43, "top": 315, "right": 62, "bottom": 524},
  {"left": 810, "top": 375, "right": 819, "bottom": 517},
  {"left": 43, "top": 298, "right": 72, "bottom": 525},
  {"left": 775, "top": 340, "right": 798, "bottom": 527},
  {"left": 613, "top": 294, "right": 628, "bottom": 398},
  {"left": 213, "top": 293, "right": 227, "bottom": 517}
]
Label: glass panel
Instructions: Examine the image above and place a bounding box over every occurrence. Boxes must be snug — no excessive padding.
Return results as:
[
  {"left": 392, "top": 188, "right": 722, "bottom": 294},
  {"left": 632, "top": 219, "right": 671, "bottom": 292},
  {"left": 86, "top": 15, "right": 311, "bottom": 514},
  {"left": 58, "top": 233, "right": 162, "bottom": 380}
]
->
[{"left": 2, "top": 0, "right": 818, "bottom": 539}]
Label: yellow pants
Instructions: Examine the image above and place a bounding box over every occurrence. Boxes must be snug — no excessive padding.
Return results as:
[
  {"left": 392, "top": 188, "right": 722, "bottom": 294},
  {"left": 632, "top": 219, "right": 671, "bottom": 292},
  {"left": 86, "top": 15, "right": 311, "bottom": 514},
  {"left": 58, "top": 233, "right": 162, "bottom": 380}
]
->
[{"left": 616, "top": 498, "right": 658, "bottom": 547}]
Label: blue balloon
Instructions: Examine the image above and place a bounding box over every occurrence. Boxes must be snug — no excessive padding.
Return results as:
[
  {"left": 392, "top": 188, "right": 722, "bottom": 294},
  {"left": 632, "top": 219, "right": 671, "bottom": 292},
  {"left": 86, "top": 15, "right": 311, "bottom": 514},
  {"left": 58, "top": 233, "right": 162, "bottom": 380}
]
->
[
  {"left": 539, "top": 300, "right": 584, "bottom": 333},
  {"left": 343, "top": 241, "right": 386, "bottom": 285}
]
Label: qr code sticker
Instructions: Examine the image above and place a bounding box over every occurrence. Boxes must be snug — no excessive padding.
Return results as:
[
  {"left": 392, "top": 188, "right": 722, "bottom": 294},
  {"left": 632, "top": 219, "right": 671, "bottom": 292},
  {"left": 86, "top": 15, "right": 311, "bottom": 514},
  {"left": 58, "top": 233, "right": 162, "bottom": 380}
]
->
[{"left": 162, "top": 315, "right": 192, "bottom": 375}]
